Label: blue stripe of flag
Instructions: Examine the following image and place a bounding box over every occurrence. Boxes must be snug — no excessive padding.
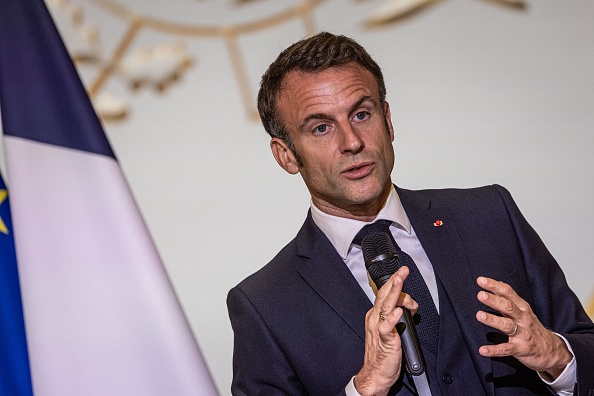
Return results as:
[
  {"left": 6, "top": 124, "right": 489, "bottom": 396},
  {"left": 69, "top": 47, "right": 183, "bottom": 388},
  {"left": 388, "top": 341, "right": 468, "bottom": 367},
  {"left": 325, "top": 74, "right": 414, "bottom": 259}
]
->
[
  {"left": 0, "top": 172, "right": 33, "bottom": 396},
  {"left": 0, "top": 0, "right": 114, "bottom": 158}
]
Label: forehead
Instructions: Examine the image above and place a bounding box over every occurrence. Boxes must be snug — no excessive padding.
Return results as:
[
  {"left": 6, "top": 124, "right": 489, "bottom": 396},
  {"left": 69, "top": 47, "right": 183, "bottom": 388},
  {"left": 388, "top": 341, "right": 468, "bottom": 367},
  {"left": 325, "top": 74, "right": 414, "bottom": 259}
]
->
[{"left": 276, "top": 65, "right": 380, "bottom": 128}]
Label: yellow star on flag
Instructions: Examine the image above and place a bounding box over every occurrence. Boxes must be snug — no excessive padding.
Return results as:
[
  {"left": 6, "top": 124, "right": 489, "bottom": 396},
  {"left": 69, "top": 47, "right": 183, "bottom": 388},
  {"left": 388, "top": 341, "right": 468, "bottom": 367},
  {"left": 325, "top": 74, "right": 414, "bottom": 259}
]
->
[{"left": 0, "top": 189, "right": 9, "bottom": 235}]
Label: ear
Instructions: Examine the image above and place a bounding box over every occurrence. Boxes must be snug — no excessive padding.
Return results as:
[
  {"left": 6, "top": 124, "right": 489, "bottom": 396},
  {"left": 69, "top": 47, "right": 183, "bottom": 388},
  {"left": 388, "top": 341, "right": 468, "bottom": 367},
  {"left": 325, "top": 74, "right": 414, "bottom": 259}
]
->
[
  {"left": 270, "top": 137, "right": 300, "bottom": 175},
  {"left": 383, "top": 101, "right": 395, "bottom": 142}
]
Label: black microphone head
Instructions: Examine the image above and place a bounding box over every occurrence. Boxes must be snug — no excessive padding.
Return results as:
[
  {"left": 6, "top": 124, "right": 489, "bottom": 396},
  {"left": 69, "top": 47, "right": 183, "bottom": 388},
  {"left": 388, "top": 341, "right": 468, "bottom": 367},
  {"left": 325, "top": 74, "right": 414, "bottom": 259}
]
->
[{"left": 361, "top": 232, "right": 400, "bottom": 289}]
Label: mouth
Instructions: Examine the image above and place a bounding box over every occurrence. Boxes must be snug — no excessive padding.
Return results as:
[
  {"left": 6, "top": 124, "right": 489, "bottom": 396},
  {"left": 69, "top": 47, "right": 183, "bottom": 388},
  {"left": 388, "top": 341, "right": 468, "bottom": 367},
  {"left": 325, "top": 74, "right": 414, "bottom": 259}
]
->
[{"left": 342, "top": 162, "right": 374, "bottom": 178}]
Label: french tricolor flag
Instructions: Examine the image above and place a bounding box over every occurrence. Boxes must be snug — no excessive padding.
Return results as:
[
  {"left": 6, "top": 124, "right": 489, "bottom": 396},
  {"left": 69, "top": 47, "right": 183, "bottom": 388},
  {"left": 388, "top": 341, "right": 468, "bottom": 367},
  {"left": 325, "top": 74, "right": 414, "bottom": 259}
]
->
[{"left": 0, "top": 0, "right": 218, "bottom": 394}]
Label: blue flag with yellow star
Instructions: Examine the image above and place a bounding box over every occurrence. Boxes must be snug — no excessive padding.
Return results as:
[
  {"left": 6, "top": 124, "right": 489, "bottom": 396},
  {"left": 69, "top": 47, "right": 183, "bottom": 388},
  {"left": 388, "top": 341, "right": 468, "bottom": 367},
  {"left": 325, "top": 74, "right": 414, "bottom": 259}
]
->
[{"left": 0, "top": 171, "right": 33, "bottom": 396}]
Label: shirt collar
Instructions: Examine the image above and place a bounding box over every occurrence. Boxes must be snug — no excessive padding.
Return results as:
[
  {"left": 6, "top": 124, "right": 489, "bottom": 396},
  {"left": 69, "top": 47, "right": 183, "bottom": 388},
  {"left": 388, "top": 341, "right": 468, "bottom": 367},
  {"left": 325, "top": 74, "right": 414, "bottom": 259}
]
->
[{"left": 310, "top": 186, "right": 411, "bottom": 260}]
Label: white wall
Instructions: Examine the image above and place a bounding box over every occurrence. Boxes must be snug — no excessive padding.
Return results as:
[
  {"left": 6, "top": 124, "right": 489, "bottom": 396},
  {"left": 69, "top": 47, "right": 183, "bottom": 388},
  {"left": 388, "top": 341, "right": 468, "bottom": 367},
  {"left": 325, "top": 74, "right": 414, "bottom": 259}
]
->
[{"left": 2, "top": 0, "right": 593, "bottom": 394}]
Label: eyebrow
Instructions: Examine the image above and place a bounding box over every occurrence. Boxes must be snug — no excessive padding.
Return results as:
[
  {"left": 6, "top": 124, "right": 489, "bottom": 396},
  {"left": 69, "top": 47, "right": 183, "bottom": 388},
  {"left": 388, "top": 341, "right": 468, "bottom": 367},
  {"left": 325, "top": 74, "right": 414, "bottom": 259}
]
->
[{"left": 298, "top": 95, "right": 377, "bottom": 133}]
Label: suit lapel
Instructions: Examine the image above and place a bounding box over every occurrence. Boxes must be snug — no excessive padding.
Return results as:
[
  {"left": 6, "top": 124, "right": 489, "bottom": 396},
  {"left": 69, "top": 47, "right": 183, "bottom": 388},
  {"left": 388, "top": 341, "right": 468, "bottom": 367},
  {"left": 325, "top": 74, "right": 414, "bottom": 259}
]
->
[
  {"left": 398, "top": 188, "right": 495, "bottom": 396},
  {"left": 295, "top": 214, "right": 372, "bottom": 342}
]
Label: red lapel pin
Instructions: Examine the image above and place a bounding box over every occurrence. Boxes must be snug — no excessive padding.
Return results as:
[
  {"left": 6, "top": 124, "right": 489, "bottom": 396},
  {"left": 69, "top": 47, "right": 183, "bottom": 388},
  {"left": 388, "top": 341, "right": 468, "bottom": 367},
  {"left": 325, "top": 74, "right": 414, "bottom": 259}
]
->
[{"left": 433, "top": 220, "right": 443, "bottom": 227}]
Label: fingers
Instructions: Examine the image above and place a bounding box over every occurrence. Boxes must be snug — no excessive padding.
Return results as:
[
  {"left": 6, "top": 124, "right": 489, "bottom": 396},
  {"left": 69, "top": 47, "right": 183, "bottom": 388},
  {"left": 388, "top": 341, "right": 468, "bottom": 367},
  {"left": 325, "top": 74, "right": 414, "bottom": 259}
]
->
[
  {"left": 475, "top": 277, "right": 522, "bottom": 359},
  {"left": 476, "top": 276, "right": 532, "bottom": 319},
  {"left": 477, "top": 276, "right": 527, "bottom": 311},
  {"left": 359, "top": 268, "right": 413, "bottom": 394},
  {"left": 476, "top": 277, "right": 526, "bottom": 338},
  {"left": 374, "top": 267, "right": 418, "bottom": 322},
  {"left": 476, "top": 309, "right": 519, "bottom": 337},
  {"left": 375, "top": 266, "right": 408, "bottom": 308},
  {"left": 475, "top": 276, "right": 574, "bottom": 376},
  {"left": 374, "top": 268, "right": 408, "bottom": 332},
  {"left": 397, "top": 289, "right": 418, "bottom": 315},
  {"left": 478, "top": 342, "right": 518, "bottom": 358}
]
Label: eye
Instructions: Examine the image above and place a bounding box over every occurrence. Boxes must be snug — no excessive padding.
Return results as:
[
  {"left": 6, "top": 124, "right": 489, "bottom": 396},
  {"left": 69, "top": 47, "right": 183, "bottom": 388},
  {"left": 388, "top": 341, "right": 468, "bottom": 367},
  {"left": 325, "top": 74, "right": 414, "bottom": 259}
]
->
[
  {"left": 314, "top": 124, "right": 328, "bottom": 134},
  {"left": 353, "top": 111, "right": 369, "bottom": 121}
]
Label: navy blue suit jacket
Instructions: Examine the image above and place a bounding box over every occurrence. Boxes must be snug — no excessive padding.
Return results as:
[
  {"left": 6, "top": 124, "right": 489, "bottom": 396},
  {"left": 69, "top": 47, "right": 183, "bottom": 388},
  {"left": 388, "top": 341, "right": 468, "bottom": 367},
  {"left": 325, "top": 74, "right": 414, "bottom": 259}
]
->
[{"left": 227, "top": 185, "right": 594, "bottom": 395}]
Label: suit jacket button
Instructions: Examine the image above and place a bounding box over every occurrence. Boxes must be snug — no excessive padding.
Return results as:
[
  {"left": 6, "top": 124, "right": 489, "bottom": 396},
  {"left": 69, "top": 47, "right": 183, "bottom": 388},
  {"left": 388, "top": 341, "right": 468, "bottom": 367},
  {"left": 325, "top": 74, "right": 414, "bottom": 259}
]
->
[{"left": 442, "top": 374, "right": 453, "bottom": 384}]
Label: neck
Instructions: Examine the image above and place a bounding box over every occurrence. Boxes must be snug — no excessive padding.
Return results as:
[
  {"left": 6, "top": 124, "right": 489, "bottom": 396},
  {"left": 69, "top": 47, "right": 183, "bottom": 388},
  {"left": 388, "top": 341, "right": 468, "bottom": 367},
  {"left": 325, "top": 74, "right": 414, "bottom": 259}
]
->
[{"left": 312, "top": 184, "right": 392, "bottom": 222}]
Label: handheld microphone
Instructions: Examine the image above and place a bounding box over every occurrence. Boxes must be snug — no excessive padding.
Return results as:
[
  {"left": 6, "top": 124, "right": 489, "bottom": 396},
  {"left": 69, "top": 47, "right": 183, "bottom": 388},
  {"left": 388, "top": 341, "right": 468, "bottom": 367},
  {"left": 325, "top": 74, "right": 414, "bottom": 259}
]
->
[{"left": 361, "top": 232, "right": 426, "bottom": 376}]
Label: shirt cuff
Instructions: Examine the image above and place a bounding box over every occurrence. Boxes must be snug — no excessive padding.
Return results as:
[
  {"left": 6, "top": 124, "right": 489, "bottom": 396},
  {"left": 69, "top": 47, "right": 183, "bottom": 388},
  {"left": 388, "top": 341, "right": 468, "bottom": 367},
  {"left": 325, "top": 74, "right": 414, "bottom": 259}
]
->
[
  {"left": 345, "top": 376, "right": 362, "bottom": 396},
  {"left": 537, "top": 333, "right": 576, "bottom": 396}
]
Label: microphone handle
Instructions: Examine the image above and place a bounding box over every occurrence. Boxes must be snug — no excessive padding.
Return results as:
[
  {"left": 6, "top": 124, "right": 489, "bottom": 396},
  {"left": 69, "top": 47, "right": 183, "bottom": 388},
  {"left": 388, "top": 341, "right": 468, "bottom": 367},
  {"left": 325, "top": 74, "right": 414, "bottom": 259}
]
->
[
  {"left": 375, "top": 275, "right": 426, "bottom": 376},
  {"left": 397, "top": 307, "right": 426, "bottom": 376}
]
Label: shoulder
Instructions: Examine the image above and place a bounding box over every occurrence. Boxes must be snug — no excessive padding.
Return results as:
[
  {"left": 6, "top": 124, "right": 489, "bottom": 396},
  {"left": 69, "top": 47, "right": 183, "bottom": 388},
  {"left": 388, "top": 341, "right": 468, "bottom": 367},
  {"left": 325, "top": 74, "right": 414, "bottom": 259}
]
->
[
  {"left": 397, "top": 184, "right": 518, "bottom": 214},
  {"left": 228, "top": 213, "right": 318, "bottom": 304},
  {"left": 396, "top": 184, "right": 526, "bottom": 238},
  {"left": 232, "top": 238, "right": 300, "bottom": 297},
  {"left": 397, "top": 183, "right": 512, "bottom": 203}
]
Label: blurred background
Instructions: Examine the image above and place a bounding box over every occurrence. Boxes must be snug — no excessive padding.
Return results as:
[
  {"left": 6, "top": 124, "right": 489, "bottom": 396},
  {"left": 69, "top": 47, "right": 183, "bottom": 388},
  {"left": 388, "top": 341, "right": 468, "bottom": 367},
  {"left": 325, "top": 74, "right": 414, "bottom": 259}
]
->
[{"left": 1, "top": 0, "right": 592, "bottom": 393}]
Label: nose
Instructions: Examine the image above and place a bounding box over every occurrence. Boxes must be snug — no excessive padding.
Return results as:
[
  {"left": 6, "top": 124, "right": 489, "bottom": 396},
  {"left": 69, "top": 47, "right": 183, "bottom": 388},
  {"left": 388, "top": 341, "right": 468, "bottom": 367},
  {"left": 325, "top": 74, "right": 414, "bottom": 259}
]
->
[{"left": 338, "top": 123, "right": 364, "bottom": 155}]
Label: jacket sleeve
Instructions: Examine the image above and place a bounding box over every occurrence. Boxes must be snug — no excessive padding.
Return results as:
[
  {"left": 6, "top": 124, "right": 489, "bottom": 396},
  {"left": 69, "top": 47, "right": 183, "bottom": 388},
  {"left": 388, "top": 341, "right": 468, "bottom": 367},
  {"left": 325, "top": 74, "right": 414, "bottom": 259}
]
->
[
  {"left": 227, "top": 286, "right": 308, "bottom": 395},
  {"left": 494, "top": 184, "right": 594, "bottom": 396},
  {"left": 227, "top": 286, "right": 350, "bottom": 396}
]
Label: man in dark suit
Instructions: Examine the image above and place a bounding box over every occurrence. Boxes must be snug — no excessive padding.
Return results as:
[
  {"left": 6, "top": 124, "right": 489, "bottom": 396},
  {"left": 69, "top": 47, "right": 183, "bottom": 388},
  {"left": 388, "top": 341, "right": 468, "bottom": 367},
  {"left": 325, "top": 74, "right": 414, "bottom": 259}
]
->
[{"left": 227, "top": 32, "right": 594, "bottom": 395}]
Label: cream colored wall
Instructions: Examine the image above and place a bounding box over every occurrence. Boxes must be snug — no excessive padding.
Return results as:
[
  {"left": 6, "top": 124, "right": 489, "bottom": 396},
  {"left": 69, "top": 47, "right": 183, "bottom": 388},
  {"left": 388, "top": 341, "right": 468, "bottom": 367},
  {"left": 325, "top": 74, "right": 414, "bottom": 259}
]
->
[{"left": 1, "top": 1, "right": 593, "bottom": 394}]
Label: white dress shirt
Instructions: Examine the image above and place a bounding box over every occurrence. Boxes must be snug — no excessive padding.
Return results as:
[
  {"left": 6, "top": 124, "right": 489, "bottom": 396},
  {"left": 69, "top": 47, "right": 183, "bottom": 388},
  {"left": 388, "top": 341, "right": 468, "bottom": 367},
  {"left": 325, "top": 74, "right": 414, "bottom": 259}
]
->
[{"left": 310, "top": 186, "right": 575, "bottom": 396}]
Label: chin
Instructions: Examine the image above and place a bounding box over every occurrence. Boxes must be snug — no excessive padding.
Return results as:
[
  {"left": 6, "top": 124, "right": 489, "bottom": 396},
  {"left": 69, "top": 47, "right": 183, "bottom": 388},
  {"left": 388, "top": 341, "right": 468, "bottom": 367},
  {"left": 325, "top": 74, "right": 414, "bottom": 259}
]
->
[
  {"left": 353, "top": 181, "right": 388, "bottom": 200},
  {"left": 347, "top": 192, "right": 384, "bottom": 207}
]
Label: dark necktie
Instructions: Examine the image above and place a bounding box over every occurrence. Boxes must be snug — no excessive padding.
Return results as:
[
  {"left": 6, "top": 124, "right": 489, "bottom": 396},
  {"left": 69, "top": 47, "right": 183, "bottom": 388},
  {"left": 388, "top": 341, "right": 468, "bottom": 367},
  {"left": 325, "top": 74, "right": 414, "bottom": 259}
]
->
[{"left": 353, "top": 220, "right": 440, "bottom": 355}]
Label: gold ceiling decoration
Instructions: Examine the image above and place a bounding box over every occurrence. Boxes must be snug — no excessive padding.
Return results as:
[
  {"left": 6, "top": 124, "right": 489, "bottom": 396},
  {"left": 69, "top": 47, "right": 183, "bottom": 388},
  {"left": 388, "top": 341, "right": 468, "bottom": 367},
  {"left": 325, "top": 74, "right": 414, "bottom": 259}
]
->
[
  {"left": 49, "top": 0, "right": 529, "bottom": 122},
  {"left": 49, "top": 0, "right": 325, "bottom": 122},
  {"left": 364, "top": 0, "right": 526, "bottom": 26}
]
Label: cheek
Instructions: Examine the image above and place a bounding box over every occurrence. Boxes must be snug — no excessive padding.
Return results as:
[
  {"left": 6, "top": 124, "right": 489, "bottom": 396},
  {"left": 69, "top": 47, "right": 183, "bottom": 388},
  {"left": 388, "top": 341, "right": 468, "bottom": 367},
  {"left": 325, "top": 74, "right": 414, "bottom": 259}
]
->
[
  {"left": 308, "top": 158, "right": 340, "bottom": 187},
  {"left": 375, "top": 134, "right": 395, "bottom": 171},
  {"left": 382, "top": 142, "right": 395, "bottom": 166},
  {"left": 296, "top": 141, "right": 334, "bottom": 167},
  {"left": 309, "top": 158, "right": 335, "bottom": 179}
]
